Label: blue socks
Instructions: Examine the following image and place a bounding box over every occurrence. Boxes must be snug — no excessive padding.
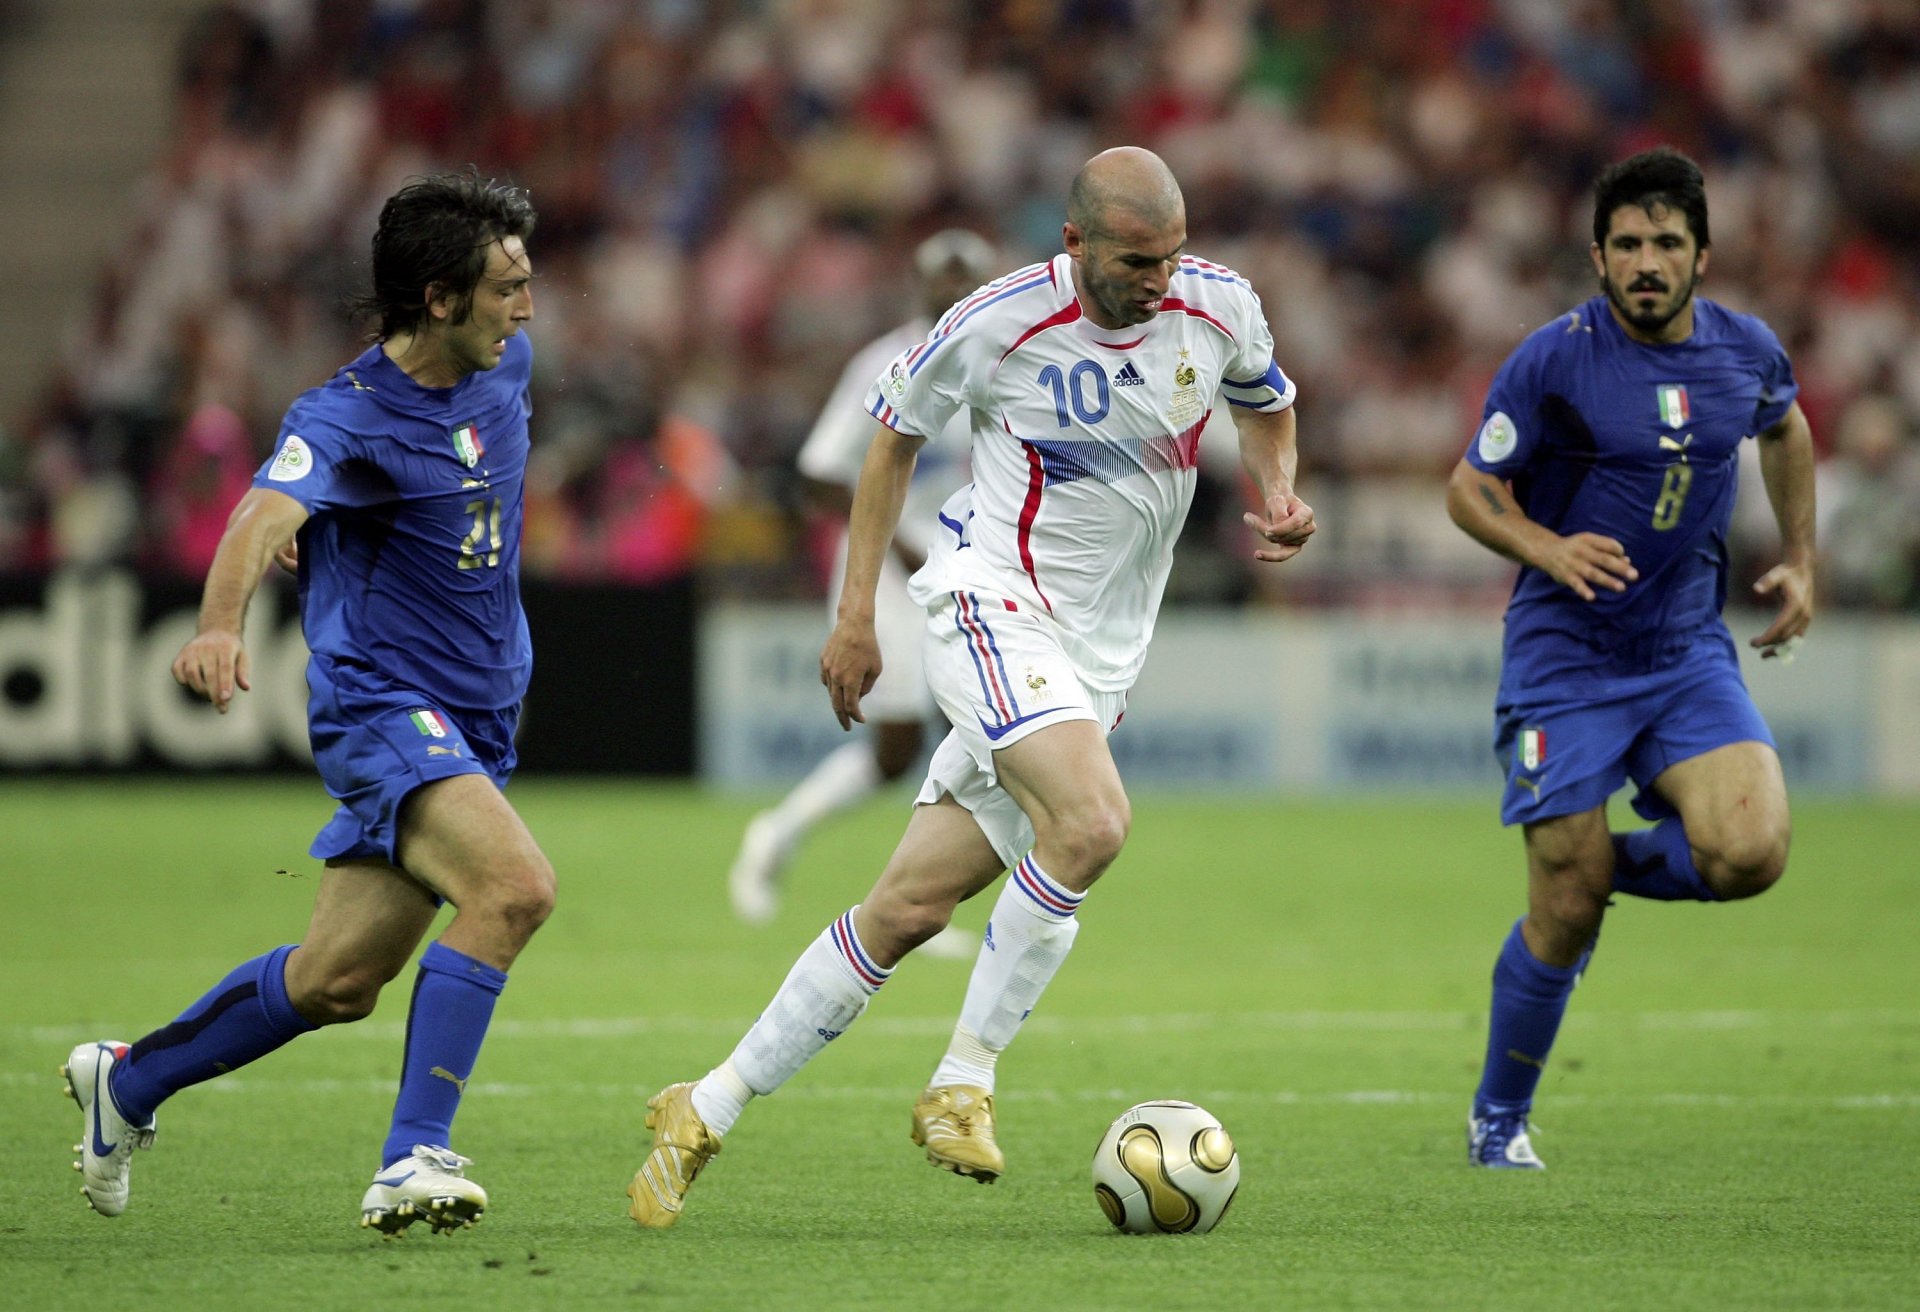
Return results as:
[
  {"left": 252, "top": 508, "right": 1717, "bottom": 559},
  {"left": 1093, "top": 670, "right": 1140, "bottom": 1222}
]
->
[
  {"left": 1611, "top": 820, "right": 1718, "bottom": 901},
  {"left": 112, "top": 944, "right": 316, "bottom": 1124},
  {"left": 380, "top": 942, "right": 508, "bottom": 1169},
  {"left": 1473, "top": 919, "right": 1582, "bottom": 1118}
]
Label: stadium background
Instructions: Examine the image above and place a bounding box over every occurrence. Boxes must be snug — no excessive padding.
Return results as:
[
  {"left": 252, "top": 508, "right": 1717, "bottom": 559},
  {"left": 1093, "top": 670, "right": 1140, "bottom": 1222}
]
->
[
  {"left": 3, "top": 7, "right": 1917, "bottom": 1308},
  {"left": 1, "top": 0, "right": 1918, "bottom": 788}
]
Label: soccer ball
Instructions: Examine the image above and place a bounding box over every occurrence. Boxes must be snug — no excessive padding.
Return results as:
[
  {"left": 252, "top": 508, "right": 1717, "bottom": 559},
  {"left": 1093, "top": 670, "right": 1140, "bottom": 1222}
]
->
[{"left": 1090, "top": 1100, "right": 1240, "bottom": 1235}]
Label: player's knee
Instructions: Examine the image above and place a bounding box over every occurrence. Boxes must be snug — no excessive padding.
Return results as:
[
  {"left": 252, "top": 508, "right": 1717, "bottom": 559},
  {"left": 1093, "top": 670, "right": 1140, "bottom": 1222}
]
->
[
  {"left": 1051, "top": 799, "right": 1131, "bottom": 882},
  {"left": 893, "top": 901, "right": 956, "bottom": 952},
  {"left": 1703, "top": 828, "right": 1788, "bottom": 900},
  {"left": 479, "top": 858, "right": 556, "bottom": 943},
  {"left": 857, "top": 893, "right": 951, "bottom": 963},
  {"left": 293, "top": 966, "right": 388, "bottom": 1026},
  {"left": 1540, "top": 881, "right": 1608, "bottom": 937}
]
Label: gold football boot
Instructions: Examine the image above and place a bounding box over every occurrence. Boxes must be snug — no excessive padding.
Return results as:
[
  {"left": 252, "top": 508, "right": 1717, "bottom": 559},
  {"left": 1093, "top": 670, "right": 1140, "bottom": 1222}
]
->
[
  {"left": 910, "top": 1084, "right": 1004, "bottom": 1182},
  {"left": 627, "top": 1081, "right": 722, "bottom": 1228}
]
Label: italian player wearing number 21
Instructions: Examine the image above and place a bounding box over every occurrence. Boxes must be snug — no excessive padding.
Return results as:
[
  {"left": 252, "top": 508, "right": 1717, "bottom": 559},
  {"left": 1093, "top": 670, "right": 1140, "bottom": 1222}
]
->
[
  {"left": 65, "top": 169, "right": 554, "bottom": 1236},
  {"left": 1446, "top": 147, "right": 1816, "bottom": 1169},
  {"left": 627, "top": 146, "right": 1316, "bottom": 1228}
]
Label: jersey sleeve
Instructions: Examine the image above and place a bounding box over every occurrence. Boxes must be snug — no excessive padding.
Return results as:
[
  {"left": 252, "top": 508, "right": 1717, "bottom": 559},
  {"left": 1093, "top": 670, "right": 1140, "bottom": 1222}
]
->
[
  {"left": 862, "top": 320, "right": 981, "bottom": 447},
  {"left": 1747, "top": 318, "right": 1799, "bottom": 435},
  {"left": 252, "top": 405, "right": 376, "bottom": 513},
  {"left": 1465, "top": 328, "right": 1555, "bottom": 477},
  {"left": 799, "top": 336, "right": 898, "bottom": 487},
  {"left": 1219, "top": 290, "right": 1296, "bottom": 412}
]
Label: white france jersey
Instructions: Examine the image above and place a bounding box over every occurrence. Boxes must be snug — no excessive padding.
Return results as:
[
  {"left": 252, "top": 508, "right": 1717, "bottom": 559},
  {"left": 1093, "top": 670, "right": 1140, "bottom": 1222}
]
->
[
  {"left": 864, "top": 253, "right": 1295, "bottom": 691},
  {"left": 797, "top": 317, "right": 971, "bottom": 558}
]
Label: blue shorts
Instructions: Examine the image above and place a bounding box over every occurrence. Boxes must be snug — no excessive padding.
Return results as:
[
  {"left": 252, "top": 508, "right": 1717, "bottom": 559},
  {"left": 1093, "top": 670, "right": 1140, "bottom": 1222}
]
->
[
  {"left": 1494, "top": 655, "right": 1773, "bottom": 827},
  {"left": 307, "top": 676, "right": 519, "bottom": 863}
]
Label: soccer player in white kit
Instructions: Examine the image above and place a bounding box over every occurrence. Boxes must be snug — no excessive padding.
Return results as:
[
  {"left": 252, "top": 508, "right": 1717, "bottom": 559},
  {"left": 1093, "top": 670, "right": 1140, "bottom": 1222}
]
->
[
  {"left": 629, "top": 147, "right": 1315, "bottom": 1228},
  {"left": 727, "top": 231, "right": 999, "bottom": 960}
]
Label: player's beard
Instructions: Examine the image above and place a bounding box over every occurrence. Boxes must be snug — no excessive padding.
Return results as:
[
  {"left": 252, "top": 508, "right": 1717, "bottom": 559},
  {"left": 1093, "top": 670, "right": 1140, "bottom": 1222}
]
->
[
  {"left": 1604, "top": 268, "right": 1700, "bottom": 337},
  {"left": 1080, "top": 265, "right": 1157, "bottom": 328}
]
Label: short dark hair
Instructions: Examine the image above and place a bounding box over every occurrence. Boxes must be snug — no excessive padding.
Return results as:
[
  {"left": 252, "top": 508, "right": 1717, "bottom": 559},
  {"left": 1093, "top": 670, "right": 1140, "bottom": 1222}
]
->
[
  {"left": 355, "top": 168, "right": 537, "bottom": 339},
  {"left": 1592, "top": 147, "right": 1709, "bottom": 250}
]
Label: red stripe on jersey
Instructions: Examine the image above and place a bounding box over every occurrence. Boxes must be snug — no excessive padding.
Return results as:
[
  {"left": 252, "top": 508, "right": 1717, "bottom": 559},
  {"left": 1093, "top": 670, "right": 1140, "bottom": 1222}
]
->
[
  {"left": 1087, "top": 334, "right": 1148, "bottom": 350},
  {"left": 1171, "top": 409, "right": 1210, "bottom": 469},
  {"left": 998, "top": 301, "right": 1083, "bottom": 366},
  {"left": 1157, "top": 297, "right": 1234, "bottom": 341},
  {"left": 1018, "top": 443, "right": 1055, "bottom": 613}
]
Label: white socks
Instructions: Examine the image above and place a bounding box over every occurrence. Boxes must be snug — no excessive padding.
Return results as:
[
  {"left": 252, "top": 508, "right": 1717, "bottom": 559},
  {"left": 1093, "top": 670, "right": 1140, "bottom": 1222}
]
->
[
  {"left": 690, "top": 908, "right": 891, "bottom": 1136},
  {"left": 689, "top": 855, "right": 1088, "bottom": 1134},
  {"left": 930, "top": 854, "right": 1084, "bottom": 1093},
  {"left": 764, "top": 741, "right": 884, "bottom": 842}
]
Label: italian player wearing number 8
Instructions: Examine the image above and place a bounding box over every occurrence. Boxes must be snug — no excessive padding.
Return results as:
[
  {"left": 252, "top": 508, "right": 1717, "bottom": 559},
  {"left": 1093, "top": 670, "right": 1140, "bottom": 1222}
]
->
[
  {"left": 1447, "top": 147, "right": 1816, "bottom": 1169},
  {"left": 64, "top": 170, "right": 552, "bottom": 1234},
  {"left": 627, "top": 147, "right": 1313, "bottom": 1227}
]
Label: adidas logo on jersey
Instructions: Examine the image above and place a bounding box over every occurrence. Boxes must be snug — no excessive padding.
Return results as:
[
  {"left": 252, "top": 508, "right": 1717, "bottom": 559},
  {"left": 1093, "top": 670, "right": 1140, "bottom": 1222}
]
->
[{"left": 1112, "top": 362, "right": 1145, "bottom": 387}]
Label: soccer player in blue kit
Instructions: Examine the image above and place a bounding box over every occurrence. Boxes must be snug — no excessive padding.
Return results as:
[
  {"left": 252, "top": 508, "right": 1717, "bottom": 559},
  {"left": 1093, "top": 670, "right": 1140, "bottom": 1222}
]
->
[
  {"left": 1446, "top": 148, "right": 1816, "bottom": 1168},
  {"left": 62, "top": 171, "right": 552, "bottom": 1232}
]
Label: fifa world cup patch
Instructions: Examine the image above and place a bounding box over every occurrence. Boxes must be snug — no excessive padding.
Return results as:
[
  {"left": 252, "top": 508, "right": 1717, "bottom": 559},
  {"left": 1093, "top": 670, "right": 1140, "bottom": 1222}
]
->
[
  {"left": 267, "top": 434, "right": 313, "bottom": 482},
  {"left": 1477, "top": 411, "right": 1518, "bottom": 463},
  {"left": 1518, "top": 727, "right": 1547, "bottom": 771},
  {"left": 450, "top": 422, "right": 484, "bottom": 468}
]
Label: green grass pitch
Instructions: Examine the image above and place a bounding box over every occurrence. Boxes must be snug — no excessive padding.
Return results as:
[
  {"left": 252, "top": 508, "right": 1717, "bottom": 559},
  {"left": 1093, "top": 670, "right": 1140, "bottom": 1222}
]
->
[{"left": 3, "top": 780, "right": 1915, "bottom": 1310}]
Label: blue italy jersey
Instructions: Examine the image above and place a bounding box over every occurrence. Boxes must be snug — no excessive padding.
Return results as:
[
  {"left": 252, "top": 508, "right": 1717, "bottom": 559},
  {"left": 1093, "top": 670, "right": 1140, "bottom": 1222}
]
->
[
  {"left": 254, "top": 333, "right": 534, "bottom": 711},
  {"left": 1466, "top": 296, "right": 1797, "bottom": 695}
]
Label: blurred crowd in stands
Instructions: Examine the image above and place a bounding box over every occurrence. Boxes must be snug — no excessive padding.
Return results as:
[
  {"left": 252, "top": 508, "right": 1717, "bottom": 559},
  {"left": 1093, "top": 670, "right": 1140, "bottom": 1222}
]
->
[{"left": 3, "top": 0, "right": 1918, "bottom": 610}]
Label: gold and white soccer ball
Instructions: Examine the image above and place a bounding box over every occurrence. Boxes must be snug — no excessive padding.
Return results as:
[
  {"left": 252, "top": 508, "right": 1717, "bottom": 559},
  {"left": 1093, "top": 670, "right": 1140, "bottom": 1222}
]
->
[{"left": 1091, "top": 1100, "right": 1240, "bottom": 1234}]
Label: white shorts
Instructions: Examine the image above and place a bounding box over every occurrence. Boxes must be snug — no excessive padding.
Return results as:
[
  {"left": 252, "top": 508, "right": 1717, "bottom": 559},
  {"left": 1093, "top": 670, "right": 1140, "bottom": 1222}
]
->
[
  {"left": 914, "top": 590, "right": 1128, "bottom": 869},
  {"left": 827, "top": 534, "right": 936, "bottom": 721}
]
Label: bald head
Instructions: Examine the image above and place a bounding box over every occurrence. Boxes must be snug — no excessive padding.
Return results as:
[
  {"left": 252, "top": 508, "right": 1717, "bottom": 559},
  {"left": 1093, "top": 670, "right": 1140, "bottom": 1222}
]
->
[
  {"left": 1062, "top": 148, "right": 1188, "bottom": 329},
  {"left": 1067, "top": 147, "right": 1184, "bottom": 238}
]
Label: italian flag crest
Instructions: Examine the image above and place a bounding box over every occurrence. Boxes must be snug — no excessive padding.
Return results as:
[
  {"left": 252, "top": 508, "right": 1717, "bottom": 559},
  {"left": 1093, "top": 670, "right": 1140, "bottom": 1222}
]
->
[
  {"left": 1657, "top": 384, "right": 1690, "bottom": 429},
  {"left": 451, "top": 422, "right": 484, "bottom": 467},
  {"left": 410, "top": 710, "right": 450, "bottom": 738},
  {"left": 1519, "top": 727, "right": 1547, "bottom": 771}
]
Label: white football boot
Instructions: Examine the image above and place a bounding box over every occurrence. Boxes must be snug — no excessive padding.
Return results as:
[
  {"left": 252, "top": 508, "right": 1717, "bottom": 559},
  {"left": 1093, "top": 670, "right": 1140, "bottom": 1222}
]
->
[
  {"left": 360, "top": 1144, "right": 488, "bottom": 1236},
  {"left": 727, "top": 813, "right": 794, "bottom": 925},
  {"left": 917, "top": 925, "right": 979, "bottom": 961},
  {"left": 62, "top": 1040, "right": 157, "bottom": 1217}
]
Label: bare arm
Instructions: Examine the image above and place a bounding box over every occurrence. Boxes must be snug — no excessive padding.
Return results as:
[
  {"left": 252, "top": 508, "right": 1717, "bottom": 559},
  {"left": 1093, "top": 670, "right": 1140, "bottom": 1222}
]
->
[
  {"left": 1750, "top": 401, "right": 1816, "bottom": 655},
  {"left": 1445, "top": 458, "right": 1639, "bottom": 602},
  {"left": 820, "top": 425, "right": 924, "bottom": 729},
  {"left": 806, "top": 475, "right": 925, "bottom": 573},
  {"left": 1233, "top": 405, "right": 1315, "bottom": 563},
  {"left": 171, "top": 487, "right": 309, "bottom": 712}
]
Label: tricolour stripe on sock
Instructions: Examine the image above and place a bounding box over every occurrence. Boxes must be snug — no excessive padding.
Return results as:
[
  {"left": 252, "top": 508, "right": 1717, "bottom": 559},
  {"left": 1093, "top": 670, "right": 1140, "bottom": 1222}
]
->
[
  {"left": 829, "top": 911, "right": 890, "bottom": 993},
  {"left": 1012, "top": 855, "right": 1083, "bottom": 920}
]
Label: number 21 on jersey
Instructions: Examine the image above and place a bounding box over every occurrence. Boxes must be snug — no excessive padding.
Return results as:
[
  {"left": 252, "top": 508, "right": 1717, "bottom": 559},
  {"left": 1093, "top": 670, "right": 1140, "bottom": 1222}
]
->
[{"left": 460, "top": 497, "right": 502, "bottom": 569}]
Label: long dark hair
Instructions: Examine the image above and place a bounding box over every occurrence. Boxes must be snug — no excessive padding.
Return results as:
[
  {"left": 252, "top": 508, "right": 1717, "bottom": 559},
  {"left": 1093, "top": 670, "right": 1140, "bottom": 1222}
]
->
[{"left": 353, "top": 168, "right": 536, "bottom": 340}]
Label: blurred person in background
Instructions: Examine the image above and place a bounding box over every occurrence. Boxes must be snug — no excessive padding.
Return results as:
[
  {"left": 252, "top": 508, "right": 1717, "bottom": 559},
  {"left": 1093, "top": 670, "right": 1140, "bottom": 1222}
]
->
[
  {"left": 627, "top": 147, "right": 1314, "bottom": 1228},
  {"left": 66, "top": 171, "right": 553, "bottom": 1237},
  {"left": 726, "top": 228, "right": 1001, "bottom": 959},
  {"left": 1446, "top": 147, "right": 1816, "bottom": 1169},
  {"left": 1818, "top": 393, "right": 1920, "bottom": 610}
]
